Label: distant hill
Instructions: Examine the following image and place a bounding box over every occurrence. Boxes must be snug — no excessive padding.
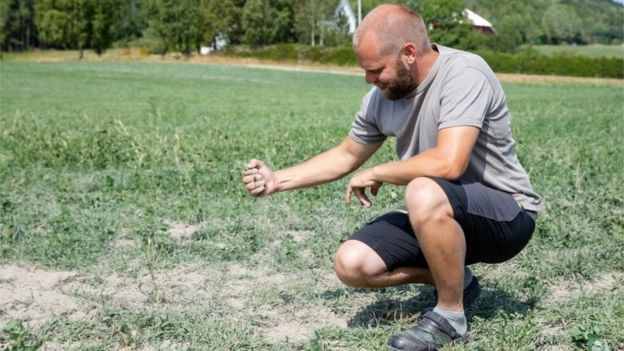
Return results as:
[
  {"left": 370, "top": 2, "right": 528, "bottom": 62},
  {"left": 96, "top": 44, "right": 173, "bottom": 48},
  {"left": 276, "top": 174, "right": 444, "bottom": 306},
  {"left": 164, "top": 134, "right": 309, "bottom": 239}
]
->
[
  {"left": 465, "top": 0, "right": 623, "bottom": 45},
  {"left": 349, "top": 0, "right": 623, "bottom": 45}
]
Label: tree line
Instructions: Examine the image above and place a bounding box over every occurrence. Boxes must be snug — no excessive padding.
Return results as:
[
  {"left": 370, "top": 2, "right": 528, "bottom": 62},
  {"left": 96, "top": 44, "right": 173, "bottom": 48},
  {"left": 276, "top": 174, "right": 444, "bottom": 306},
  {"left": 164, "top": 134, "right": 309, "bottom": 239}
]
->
[
  {"left": 0, "top": 0, "right": 350, "bottom": 56},
  {"left": 1, "top": 0, "right": 622, "bottom": 57}
]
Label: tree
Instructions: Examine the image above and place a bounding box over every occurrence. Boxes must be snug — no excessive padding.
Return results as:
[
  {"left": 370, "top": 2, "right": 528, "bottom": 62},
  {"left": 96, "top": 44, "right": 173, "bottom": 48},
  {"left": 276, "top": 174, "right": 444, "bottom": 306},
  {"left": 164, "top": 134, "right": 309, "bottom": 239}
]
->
[
  {"left": 35, "top": 0, "right": 120, "bottom": 58},
  {"left": 542, "top": 4, "right": 584, "bottom": 44},
  {"left": 349, "top": 0, "right": 394, "bottom": 17},
  {"left": 200, "top": 0, "right": 239, "bottom": 49},
  {"left": 1, "top": 0, "right": 38, "bottom": 51},
  {"left": 226, "top": 0, "right": 247, "bottom": 45},
  {"left": 293, "top": 0, "right": 318, "bottom": 45},
  {"left": 324, "top": 8, "right": 353, "bottom": 46},
  {"left": 482, "top": 14, "right": 530, "bottom": 53},
  {"left": 293, "top": 0, "right": 334, "bottom": 46},
  {"left": 465, "top": 0, "right": 622, "bottom": 46},
  {"left": 0, "top": 0, "right": 10, "bottom": 51},
  {"left": 406, "top": 0, "right": 482, "bottom": 50},
  {"left": 143, "top": 0, "right": 203, "bottom": 55},
  {"left": 241, "top": 0, "right": 294, "bottom": 46},
  {"left": 116, "top": 0, "right": 145, "bottom": 44},
  {"left": 91, "top": 0, "right": 121, "bottom": 55},
  {"left": 35, "top": 0, "right": 89, "bottom": 57}
]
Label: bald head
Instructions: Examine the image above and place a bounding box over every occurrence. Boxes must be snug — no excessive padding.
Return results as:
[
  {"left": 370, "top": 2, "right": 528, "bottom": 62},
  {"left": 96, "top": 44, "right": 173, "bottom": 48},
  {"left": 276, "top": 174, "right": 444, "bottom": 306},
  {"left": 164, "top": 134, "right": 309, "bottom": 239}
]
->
[{"left": 353, "top": 4, "right": 431, "bottom": 57}]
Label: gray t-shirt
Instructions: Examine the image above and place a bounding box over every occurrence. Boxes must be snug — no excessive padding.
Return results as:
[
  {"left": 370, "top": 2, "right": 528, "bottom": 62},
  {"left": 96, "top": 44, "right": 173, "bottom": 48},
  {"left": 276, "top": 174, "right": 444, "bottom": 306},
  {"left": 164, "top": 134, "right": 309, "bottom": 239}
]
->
[{"left": 350, "top": 44, "right": 544, "bottom": 212}]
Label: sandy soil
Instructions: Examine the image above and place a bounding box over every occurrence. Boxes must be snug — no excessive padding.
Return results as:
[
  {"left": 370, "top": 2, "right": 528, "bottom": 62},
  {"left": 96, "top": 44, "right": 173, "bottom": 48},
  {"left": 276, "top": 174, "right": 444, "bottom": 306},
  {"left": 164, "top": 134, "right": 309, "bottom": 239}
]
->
[
  {"left": 0, "top": 254, "right": 348, "bottom": 346},
  {"left": 165, "top": 220, "right": 202, "bottom": 240},
  {"left": 549, "top": 272, "right": 622, "bottom": 301},
  {"left": 0, "top": 265, "right": 81, "bottom": 330}
]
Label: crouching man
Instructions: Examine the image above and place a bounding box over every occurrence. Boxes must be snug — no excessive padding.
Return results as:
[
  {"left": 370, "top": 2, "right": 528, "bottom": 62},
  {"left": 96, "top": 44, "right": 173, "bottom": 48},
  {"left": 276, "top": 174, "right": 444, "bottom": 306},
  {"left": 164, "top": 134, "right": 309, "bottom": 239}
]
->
[{"left": 242, "top": 4, "right": 543, "bottom": 350}]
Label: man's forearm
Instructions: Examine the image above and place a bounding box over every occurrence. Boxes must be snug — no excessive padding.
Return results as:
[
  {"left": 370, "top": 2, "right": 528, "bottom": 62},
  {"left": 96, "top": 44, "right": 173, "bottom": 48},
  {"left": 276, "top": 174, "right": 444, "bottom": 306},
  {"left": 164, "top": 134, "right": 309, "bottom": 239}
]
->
[
  {"left": 371, "top": 149, "right": 465, "bottom": 185},
  {"left": 369, "top": 127, "right": 478, "bottom": 185},
  {"left": 272, "top": 147, "right": 356, "bottom": 192}
]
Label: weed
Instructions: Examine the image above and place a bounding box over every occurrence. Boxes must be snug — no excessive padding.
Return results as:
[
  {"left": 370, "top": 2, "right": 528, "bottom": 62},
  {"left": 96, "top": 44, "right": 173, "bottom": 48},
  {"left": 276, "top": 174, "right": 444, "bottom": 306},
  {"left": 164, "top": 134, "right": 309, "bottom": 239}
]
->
[
  {"left": 571, "top": 323, "right": 610, "bottom": 351},
  {"left": 2, "top": 321, "right": 41, "bottom": 351}
]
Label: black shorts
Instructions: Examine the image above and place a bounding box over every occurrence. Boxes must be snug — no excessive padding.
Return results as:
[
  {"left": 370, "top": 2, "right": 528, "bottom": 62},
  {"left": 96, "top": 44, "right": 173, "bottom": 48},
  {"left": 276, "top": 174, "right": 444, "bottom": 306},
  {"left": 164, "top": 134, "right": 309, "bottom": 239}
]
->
[{"left": 349, "top": 177, "right": 537, "bottom": 271}]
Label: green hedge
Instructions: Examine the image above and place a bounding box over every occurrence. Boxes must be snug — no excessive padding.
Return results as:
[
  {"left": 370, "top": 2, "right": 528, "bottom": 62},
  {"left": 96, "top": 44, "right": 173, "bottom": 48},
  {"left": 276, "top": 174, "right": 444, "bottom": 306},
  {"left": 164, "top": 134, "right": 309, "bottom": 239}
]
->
[
  {"left": 222, "top": 44, "right": 623, "bottom": 79},
  {"left": 223, "top": 44, "right": 357, "bottom": 66},
  {"left": 476, "top": 49, "right": 624, "bottom": 79}
]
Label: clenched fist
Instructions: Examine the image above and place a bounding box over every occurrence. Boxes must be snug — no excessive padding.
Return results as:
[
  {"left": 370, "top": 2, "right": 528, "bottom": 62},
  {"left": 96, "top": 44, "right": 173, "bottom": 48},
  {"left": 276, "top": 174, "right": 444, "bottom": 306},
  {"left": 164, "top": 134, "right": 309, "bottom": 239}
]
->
[{"left": 242, "top": 159, "right": 276, "bottom": 197}]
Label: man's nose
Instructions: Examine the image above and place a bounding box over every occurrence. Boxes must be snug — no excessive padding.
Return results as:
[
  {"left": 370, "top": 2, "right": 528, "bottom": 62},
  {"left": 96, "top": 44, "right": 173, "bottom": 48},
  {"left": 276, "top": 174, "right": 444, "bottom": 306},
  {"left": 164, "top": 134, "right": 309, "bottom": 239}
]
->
[{"left": 365, "top": 72, "right": 378, "bottom": 84}]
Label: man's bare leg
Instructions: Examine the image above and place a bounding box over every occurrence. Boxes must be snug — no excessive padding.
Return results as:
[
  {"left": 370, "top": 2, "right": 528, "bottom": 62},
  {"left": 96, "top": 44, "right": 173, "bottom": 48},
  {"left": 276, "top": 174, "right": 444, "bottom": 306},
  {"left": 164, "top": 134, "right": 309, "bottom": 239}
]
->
[
  {"left": 392, "top": 176, "right": 470, "bottom": 346},
  {"left": 404, "top": 177, "right": 466, "bottom": 312},
  {"left": 334, "top": 240, "right": 436, "bottom": 288}
]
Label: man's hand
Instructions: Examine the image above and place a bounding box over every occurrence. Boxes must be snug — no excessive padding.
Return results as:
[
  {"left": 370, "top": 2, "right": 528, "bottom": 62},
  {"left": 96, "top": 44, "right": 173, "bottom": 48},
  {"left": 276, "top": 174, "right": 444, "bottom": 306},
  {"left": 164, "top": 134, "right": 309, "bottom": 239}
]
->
[
  {"left": 346, "top": 168, "right": 382, "bottom": 208},
  {"left": 243, "top": 159, "right": 276, "bottom": 197}
]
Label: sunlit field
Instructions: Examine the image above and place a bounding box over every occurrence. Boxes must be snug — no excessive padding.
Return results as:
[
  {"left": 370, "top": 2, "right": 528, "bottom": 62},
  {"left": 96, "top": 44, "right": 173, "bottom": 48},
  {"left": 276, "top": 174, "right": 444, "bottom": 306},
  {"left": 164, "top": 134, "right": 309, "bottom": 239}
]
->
[
  {"left": 531, "top": 44, "right": 624, "bottom": 59},
  {"left": 1, "top": 61, "right": 622, "bottom": 350}
]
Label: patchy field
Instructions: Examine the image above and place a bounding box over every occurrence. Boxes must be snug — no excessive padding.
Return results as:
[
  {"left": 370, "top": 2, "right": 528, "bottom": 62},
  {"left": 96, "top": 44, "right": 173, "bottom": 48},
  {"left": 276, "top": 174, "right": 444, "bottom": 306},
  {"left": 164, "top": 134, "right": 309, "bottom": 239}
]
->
[{"left": 1, "top": 61, "right": 623, "bottom": 350}]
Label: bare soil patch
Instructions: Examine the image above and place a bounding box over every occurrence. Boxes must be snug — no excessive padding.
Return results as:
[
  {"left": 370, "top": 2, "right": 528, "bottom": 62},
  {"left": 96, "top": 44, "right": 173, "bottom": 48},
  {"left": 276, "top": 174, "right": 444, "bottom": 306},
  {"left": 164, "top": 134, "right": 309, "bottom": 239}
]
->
[
  {"left": 161, "top": 54, "right": 624, "bottom": 85},
  {"left": 284, "top": 230, "right": 314, "bottom": 243},
  {"left": 223, "top": 263, "right": 348, "bottom": 343},
  {"left": 165, "top": 220, "right": 202, "bottom": 240},
  {"left": 113, "top": 239, "right": 139, "bottom": 249},
  {"left": 0, "top": 264, "right": 80, "bottom": 329},
  {"left": 188, "top": 55, "right": 624, "bottom": 85},
  {"left": 0, "top": 262, "right": 221, "bottom": 331},
  {"left": 0, "top": 260, "right": 351, "bottom": 346},
  {"left": 262, "top": 305, "right": 347, "bottom": 344},
  {"left": 496, "top": 73, "right": 623, "bottom": 85},
  {"left": 549, "top": 272, "right": 622, "bottom": 301},
  {"left": 540, "top": 346, "right": 573, "bottom": 351},
  {"left": 64, "top": 264, "right": 221, "bottom": 308}
]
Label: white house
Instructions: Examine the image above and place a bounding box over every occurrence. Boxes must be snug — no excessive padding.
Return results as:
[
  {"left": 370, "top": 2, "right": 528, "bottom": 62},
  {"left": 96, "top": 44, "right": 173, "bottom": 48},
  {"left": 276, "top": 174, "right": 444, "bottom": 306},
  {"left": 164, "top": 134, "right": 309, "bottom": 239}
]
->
[
  {"left": 463, "top": 9, "right": 495, "bottom": 35},
  {"left": 200, "top": 34, "right": 228, "bottom": 55},
  {"left": 335, "top": 0, "right": 357, "bottom": 34}
]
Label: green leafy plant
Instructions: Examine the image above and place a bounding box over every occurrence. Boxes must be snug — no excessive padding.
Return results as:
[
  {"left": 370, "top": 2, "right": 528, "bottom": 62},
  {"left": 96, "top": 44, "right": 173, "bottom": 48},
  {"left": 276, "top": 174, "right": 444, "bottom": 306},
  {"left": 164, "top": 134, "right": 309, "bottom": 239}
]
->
[
  {"left": 2, "top": 321, "right": 41, "bottom": 351},
  {"left": 571, "top": 323, "right": 610, "bottom": 351}
]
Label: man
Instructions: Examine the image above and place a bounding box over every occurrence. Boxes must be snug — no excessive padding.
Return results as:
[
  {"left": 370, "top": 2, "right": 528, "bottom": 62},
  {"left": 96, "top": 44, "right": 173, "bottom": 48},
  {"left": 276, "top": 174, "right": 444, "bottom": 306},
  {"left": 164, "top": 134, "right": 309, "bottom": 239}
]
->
[{"left": 242, "top": 4, "right": 543, "bottom": 350}]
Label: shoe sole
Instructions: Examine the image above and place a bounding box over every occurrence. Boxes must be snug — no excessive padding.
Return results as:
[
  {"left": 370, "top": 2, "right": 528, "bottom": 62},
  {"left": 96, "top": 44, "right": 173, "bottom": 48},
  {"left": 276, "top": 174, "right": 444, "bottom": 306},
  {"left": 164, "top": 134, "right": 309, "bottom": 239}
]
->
[{"left": 386, "top": 333, "right": 469, "bottom": 351}]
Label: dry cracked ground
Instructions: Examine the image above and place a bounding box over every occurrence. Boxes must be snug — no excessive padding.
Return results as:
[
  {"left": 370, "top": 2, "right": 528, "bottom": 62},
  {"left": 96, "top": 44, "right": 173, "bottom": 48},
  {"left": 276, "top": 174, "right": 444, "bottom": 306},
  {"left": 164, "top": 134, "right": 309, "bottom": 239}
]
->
[
  {"left": 1, "top": 220, "right": 622, "bottom": 350},
  {"left": 0, "top": 221, "right": 355, "bottom": 350}
]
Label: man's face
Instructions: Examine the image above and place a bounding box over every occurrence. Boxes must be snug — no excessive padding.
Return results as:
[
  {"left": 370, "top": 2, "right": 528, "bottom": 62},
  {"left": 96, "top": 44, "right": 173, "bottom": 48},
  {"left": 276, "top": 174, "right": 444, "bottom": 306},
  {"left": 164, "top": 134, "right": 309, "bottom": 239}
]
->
[
  {"left": 379, "top": 55, "right": 416, "bottom": 100},
  {"left": 357, "top": 38, "right": 416, "bottom": 100}
]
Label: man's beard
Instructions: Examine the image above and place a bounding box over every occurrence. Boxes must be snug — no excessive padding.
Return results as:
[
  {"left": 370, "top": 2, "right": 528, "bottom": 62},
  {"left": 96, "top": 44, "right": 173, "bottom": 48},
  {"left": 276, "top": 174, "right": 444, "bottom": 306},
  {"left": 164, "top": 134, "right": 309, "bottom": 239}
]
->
[{"left": 380, "top": 57, "right": 416, "bottom": 100}]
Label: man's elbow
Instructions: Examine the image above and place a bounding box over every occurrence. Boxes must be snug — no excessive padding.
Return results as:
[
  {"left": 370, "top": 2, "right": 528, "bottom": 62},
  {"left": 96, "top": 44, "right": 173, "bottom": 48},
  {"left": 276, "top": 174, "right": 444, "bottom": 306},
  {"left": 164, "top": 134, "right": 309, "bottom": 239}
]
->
[{"left": 441, "top": 162, "right": 467, "bottom": 181}]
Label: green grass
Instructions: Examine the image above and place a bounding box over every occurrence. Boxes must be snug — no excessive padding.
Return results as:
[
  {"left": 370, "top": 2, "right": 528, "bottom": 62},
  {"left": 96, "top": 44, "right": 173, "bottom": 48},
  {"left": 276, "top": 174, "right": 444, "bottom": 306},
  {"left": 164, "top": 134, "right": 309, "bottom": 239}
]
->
[
  {"left": 530, "top": 44, "right": 624, "bottom": 59},
  {"left": 1, "top": 61, "right": 623, "bottom": 350}
]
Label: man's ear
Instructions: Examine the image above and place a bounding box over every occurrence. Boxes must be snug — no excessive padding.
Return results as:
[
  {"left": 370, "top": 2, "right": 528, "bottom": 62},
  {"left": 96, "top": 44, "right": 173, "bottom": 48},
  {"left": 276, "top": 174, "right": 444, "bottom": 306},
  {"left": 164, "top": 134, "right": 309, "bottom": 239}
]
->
[{"left": 402, "top": 43, "right": 418, "bottom": 64}]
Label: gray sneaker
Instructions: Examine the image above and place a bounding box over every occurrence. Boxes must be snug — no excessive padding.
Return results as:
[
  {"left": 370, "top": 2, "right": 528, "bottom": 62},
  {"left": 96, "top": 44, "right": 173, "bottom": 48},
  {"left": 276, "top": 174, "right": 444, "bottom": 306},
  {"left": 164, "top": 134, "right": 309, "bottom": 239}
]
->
[{"left": 387, "top": 311, "right": 468, "bottom": 351}]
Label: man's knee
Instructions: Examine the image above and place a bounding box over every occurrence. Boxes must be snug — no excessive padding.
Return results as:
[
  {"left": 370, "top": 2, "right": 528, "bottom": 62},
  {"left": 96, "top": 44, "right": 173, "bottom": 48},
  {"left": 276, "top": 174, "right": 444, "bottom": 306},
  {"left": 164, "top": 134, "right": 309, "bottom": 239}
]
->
[
  {"left": 404, "top": 177, "right": 453, "bottom": 228},
  {"left": 334, "top": 240, "right": 385, "bottom": 287}
]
